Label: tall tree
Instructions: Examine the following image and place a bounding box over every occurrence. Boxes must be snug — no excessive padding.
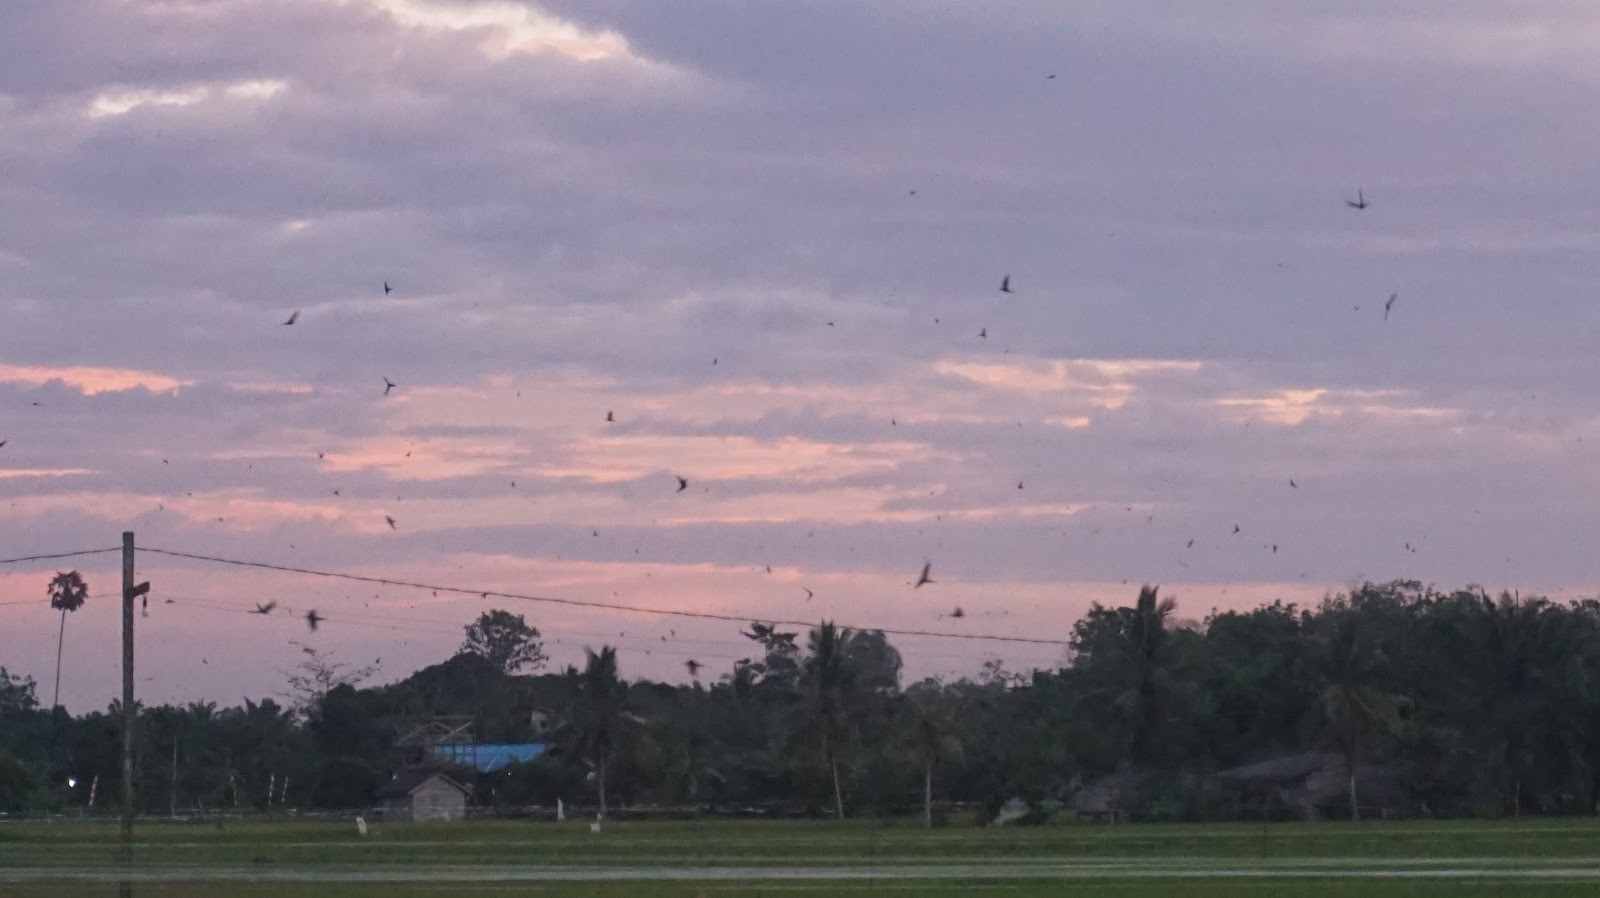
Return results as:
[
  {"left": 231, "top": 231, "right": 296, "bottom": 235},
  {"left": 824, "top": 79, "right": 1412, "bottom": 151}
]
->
[
  {"left": 279, "top": 643, "right": 380, "bottom": 715},
  {"left": 894, "top": 683, "right": 964, "bottom": 827},
  {"left": 461, "top": 609, "right": 548, "bottom": 674},
  {"left": 553, "top": 646, "right": 646, "bottom": 818},
  {"left": 1309, "top": 600, "right": 1408, "bottom": 820},
  {"left": 796, "top": 621, "right": 861, "bottom": 819},
  {"left": 46, "top": 570, "right": 88, "bottom": 710}
]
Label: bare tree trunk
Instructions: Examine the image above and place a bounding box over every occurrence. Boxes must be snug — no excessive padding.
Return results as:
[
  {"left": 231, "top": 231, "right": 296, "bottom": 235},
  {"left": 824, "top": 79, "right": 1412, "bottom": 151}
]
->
[
  {"left": 170, "top": 735, "right": 179, "bottom": 816},
  {"left": 1348, "top": 770, "right": 1360, "bottom": 822},
  {"left": 924, "top": 762, "right": 933, "bottom": 829},
  {"left": 830, "top": 754, "right": 844, "bottom": 821},
  {"left": 52, "top": 608, "right": 66, "bottom": 709}
]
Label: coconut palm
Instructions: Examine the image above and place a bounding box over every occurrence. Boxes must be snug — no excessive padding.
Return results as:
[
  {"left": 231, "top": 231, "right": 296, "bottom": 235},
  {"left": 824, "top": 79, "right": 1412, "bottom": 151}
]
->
[
  {"left": 1114, "top": 584, "right": 1176, "bottom": 764},
  {"left": 893, "top": 685, "right": 964, "bottom": 828},
  {"left": 796, "top": 621, "right": 856, "bottom": 820},
  {"left": 1310, "top": 603, "right": 1408, "bottom": 821},
  {"left": 552, "top": 646, "right": 647, "bottom": 818},
  {"left": 46, "top": 571, "right": 88, "bottom": 710}
]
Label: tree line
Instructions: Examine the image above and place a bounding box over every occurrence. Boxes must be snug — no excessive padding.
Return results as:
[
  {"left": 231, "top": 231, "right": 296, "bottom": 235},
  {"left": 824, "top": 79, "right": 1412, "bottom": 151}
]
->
[{"left": 6, "top": 580, "right": 1600, "bottom": 823}]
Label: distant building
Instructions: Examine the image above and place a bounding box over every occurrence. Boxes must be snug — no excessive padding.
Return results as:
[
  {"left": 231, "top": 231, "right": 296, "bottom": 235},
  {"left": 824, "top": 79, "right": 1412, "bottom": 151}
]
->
[
  {"left": 379, "top": 770, "right": 470, "bottom": 822},
  {"left": 431, "top": 743, "right": 546, "bottom": 773},
  {"left": 1213, "top": 751, "right": 1407, "bottom": 820}
]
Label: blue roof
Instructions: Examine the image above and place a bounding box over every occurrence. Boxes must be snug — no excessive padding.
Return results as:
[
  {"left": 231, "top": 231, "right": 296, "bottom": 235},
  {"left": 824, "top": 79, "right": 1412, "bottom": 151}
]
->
[{"left": 431, "top": 743, "right": 546, "bottom": 773}]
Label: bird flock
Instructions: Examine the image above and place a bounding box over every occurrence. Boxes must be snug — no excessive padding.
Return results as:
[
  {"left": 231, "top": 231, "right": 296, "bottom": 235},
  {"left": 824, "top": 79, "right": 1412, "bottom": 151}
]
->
[{"left": 6, "top": 182, "right": 1405, "bottom": 648}]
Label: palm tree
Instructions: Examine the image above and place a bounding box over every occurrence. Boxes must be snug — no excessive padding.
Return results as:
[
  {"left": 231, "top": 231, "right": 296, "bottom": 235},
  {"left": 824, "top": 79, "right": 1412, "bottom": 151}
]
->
[
  {"left": 46, "top": 571, "right": 88, "bottom": 710},
  {"left": 1121, "top": 585, "right": 1175, "bottom": 764},
  {"left": 552, "top": 646, "right": 646, "bottom": 818},
  {"left": 1473, "top": 591, "right": 1559, "bottom": 817},
  {"left": 1310, "top": 603, "right": 1408, "bottom": 821},
  {"left": 894, "top": 685, "right": 964, "bottom": 828},
  {"left": 797, "top": 621, "right": 856, "bottom": 820}
]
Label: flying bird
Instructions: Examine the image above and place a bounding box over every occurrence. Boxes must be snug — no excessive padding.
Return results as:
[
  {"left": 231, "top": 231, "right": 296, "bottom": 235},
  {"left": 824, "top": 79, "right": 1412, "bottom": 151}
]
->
[
  {"left": 1384, "top": 292, "right": 1397, "bottom": 321},
  {"left": 282, "top": 311, "right": 298, "bottom": 326},
  {"left": 383, "top": 378, "right": 396, "bottom": 396},
  {"left": 383, "top": 281, "right": 393, "bottom": 295},
  {"left": 979, "top": 328, "right": 987, "bottom": 338},
  {"left": 803, "top": 587, "right": 814, "bottom": 601},
  {"left": 252, "top": 601, "right": 277, "bottom": 615},
  {"left": 385, "top": 515, "right": 397, "bottom": 530},
  {"left": 1017, "top": 481, "right": 1024, "bottom": 490},
  {"left": 675, "top": 475, "right": 688, "bottom": 493},
  {"left": 914, "top": 561, "right": 933, "bottom": 588},
  {"left": 1186, "top": 539, "right": 1194, "bottom": 549},
  {"left": 1347, "top": 189, "right": 1368, "bottom": 210},
  {"left": 1289, "top": 479, "right": 1298, "bottom": 489},
  {"left": 1233, "top": 524, "right": 1241, "bottom": 534},
  {"left": 606, "top": 411, "right": 614, "bottom": 422},
  {"left": 948, "top": 607, "right": 965, "bottom": 619},
  {"left": 1000, "top": 275, "right": 1013, "bottom": 293},
  {"left": 304, "top": 610, "right": 324, "bottom": 632},
  {"left": 684, "top": 659, "right": 703, "bottom": 677},
  {"left": 0, "top": 440, "right": 6, "bottom": 448}
]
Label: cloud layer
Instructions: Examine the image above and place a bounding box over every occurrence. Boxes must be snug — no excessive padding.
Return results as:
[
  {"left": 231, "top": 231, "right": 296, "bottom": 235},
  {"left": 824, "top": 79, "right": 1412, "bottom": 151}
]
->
[{"left": 5, "top": 1, "right": 1600, "bottom": 710}]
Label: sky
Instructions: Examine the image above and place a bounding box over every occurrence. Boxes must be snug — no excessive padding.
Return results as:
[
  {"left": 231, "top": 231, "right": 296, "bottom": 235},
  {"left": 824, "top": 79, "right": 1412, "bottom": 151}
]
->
[{"left": 5, "top": 0, "right": 1600, "bottom": 713}]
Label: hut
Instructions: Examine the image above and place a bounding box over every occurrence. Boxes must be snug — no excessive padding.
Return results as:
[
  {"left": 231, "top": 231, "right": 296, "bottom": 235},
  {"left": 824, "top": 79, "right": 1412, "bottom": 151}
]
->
[{"left": 379, "top": 770, "right": 470, "bottom": 822}]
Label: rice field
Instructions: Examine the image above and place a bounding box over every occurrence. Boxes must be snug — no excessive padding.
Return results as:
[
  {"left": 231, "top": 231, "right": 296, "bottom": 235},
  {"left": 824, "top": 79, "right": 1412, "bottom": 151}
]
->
[{"left": 6, "top": 816, "right": 1600, "bottom": 896}]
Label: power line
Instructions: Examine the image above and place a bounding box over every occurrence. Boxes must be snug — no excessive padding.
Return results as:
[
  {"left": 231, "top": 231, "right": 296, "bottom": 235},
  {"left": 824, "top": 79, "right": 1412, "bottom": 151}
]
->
[
  {"left": 138, "top": 591, "right": 1065, "bottom": 670},
  {"left": 139, "top": 546, "right": 1070, "bottom": 646},
  {"left": 0, "top": 547, "right": 121, "bottom": 566}
]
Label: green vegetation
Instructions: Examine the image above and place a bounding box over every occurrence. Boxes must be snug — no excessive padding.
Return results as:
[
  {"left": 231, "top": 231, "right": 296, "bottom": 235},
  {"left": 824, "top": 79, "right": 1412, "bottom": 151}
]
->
[
  {"left": 7, "top": 818, "right": 1600, "bottom": 896},
  {"left": 8, "top": 582, "right": 1600, "bottom": 825}
]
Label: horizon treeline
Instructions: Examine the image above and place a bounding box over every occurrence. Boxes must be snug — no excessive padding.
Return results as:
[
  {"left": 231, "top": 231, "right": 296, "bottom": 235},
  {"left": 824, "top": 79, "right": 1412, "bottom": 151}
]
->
[{"left": 5, "top": 579, "right": 1600, "bottom": 822}]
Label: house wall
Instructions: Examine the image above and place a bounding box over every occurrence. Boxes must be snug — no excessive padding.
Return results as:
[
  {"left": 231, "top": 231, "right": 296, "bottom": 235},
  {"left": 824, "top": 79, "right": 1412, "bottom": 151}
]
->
[{"left": 409, "top": 777, "right": 467, "bottom": 822}]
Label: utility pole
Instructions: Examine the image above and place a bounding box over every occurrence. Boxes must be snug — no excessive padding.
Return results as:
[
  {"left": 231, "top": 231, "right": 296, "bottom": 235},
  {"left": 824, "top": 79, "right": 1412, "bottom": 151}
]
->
[{"left": 120, "top": 531, "right": 148, "bottom": 894}]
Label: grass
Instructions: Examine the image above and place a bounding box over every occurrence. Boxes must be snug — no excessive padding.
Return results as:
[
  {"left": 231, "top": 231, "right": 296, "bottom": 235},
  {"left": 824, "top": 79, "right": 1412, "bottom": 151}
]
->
[{"left": 6, "top": 816, "right": 1600, "bottom": 896}]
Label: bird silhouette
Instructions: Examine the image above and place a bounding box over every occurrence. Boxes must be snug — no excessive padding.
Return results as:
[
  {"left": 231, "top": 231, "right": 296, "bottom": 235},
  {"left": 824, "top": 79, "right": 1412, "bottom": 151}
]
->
[
  {"left": 0, "top": 440, "right": 6, "bottom": 448},
  {"left": 252, "top": 601, "right": 277, "bottom": 615},
  {"left": 948, "top": 606, "right": 965, "bottom": 619},
  {"left": 1017, "top": 481, "right": 1024, "bottom": 489},
  {"left": 979, "top": 328, "right": 987, "bottom": 338},
  {"left": 385, "top": 515, "right": 397, "bottom": 530},
  {"left": 605, "top": 411, "right": 614, "bottom": 422},
  {"left": 675, "top": 475, "right": 688, "bottom": 493},
  {"left": 1289, "top": 479, "right": 1298, "bottom": 488},
  {"left": 282, "top": 311, "right": 298, "bottom": 326},
  {"left": 685, "top": 659, "right": 703, "bottom": 677},
  {"left": 383, "top": 281, "right": 392, "bottom": 295},
  {"left": 1384, "top": 292, "right": 1397, "bottom": 321},
  {"left": 914, "top": 561, "right": 933, "bottom": 588},
  {"left": 304, "top": 610, "right": 323, "bottom": 632},
  {"left": 383, "top": 378, "right": 396, "bottom": 396},
  {"left": 803, "top": 587, "right": 814, "bottom": 601},
  {"left": 1347, "top": 189, "right": 1368, "bottom": 210},
  {"left": 1000, "top": 275, "right": 1013, "bottom": 293},
  {"left": 1233, "top": 524, "right": 1241, "bottom": 534},
  {"left": 1186, "top": 539, "right": 1194, "bottom": 549}
]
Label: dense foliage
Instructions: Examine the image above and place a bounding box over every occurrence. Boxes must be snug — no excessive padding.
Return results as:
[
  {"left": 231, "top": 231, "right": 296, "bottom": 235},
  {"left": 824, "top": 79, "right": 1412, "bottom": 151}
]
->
[{"left": 7, "top": 581, "right": 1600, "bottom": 822}]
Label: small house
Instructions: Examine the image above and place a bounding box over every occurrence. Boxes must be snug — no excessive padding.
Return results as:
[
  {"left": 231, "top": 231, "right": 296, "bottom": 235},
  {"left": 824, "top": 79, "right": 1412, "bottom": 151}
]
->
[{"left": 379, "top": 770, "right": 470, "bottom": 822}]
